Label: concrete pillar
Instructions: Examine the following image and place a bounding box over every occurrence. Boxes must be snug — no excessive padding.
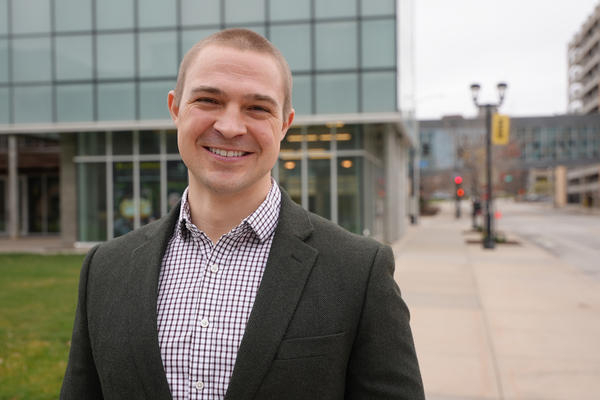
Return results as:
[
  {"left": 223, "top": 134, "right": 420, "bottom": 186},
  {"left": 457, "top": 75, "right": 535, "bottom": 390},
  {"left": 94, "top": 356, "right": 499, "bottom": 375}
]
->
[
  {"left": 60, "top": 133, "right": 77, "bottom": 246},
  {"left": 8, "top": 135, "right": 19, "bottom": 239},
  {"left": 554, "top": 165, "right": 567, "bottom": 208},
  {"left": 384, "top": 127, "right": 407, "bottom": 243}
]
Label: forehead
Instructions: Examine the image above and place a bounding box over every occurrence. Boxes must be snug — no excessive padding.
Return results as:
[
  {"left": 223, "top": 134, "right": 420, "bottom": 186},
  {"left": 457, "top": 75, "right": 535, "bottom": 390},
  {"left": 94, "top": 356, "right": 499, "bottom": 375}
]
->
[{"left": 184, "top": 45, "right": 284, "bottom": 99}]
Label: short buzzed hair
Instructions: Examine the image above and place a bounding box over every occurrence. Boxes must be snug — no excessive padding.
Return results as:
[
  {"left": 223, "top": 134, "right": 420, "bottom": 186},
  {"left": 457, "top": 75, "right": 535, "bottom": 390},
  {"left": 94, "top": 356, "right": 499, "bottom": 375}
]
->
[{"left": 173, "top": 28, "right": 293, "bottom": 118}]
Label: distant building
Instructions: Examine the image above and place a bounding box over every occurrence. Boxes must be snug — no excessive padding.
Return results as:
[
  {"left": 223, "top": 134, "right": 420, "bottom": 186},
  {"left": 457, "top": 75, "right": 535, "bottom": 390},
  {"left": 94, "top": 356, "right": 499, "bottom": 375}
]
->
[
  {"left": 419, "top": 114, "right": 600, "bottom": 200},
  {"left": 568, "top": 2, "right": 600, "bottom": 114},
  {"left": 0, "top": 0, "right": 418, "bottom": 244}
]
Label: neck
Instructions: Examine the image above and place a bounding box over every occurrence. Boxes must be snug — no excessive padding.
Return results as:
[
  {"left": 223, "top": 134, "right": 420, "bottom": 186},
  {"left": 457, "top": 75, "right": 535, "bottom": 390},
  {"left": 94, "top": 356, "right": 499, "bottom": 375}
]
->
[{"left": 186, "top": 178, "right": 272, "bottom": 244}]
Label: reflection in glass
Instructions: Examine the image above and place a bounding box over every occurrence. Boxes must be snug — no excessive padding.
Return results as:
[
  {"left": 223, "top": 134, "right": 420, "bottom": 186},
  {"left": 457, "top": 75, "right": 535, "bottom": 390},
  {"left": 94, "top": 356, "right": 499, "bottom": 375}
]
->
[
  {"left": 13, "top": 37, "right": 52, "bottom": 82},
  {"left": 140, "top": 162, "right": 161, "bottom": 225},
  {"left": 138, "top": 31, "right": 178, "bottom": 78},
  {"left": 269, "top": 24, "right": 311, "bottom": 72},
  {"left": 138, "top": 0, "right": 176, "bottom": 28},
  {"left": 338, "top": 157, "right": 362, "bottom": 234},
  {"left": 55, "top": 36, "right": 93, "bottom": 80},
  {"left": 57, "top": 84, "right": 94, "bottom": 122},
  {"left": 167, "top": 160, "right": 187, "bottom": 211},
  {"left": 269, "top": 0, "right": 310, "bottom": 21},
  {"left": 113, "top": 162, "right": 134, "bottom": 237},
  {"left": 97, "top": 82, "right": 135, "bottom": 121},
  {"left": 315, "top": 22, "right": 357, "bottom": 70},
  {"left": 14, "top": 86, "right": 52, "bottom": 123},
  {"left": 140, "top": 131, "right": 161, "bottom": 154},
  {"left": 97, "top": 34, "right": 135, "bottom": 78},
  {"left": 112, "top": 131, "right": 133, "bottom": 155},
  {"left": 278, "top": 157, "right": 301, "bottom": 205},
  {"left": 225, "top": 0, "right": 265, "bottom": 24},
  {"left": 96, "top": 0, "right": 134, "bottom": 30},
  {"left": 181, "top": 0, "right": 220, "bottom": 26},
  {"left": 78, "top": 163, "right": 107, "bottom": 241},
  {"left": 362, "top": 71, "right": 396, "bottom": 112},
  {"left": 316, "top": 73, "right": 358, "bottom": 114},
  {"left": 308, "top": 157, "right": 331, "bottom": 219},
  {"left": 55, "top": 0, "right": 91, "bottom": 32},
  {"left": 140, "top": 80, "right": 175, "bottom": 119},
  {"left": 12, "top": 0, "right": 50, "bottom": 34},
  {"left": 77, "top": 132, "right": 106, "bottom": 156},
  {"left": 361, "top": 19, "right": 395, "bottom": 68}
]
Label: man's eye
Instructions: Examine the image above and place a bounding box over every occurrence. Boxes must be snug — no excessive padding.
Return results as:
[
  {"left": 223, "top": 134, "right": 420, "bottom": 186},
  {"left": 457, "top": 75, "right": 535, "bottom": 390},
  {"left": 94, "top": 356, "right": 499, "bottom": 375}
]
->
[
  {"left": 249, "top": 105, "right": 269, "bottom": 113},
  {"left": 197, "top": 97, "right": 218, "bottom": 104}
]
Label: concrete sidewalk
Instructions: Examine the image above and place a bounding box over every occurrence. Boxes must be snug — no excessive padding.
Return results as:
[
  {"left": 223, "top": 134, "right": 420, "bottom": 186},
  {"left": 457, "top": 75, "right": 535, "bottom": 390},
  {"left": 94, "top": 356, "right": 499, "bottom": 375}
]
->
[{"left": 393, "top": 202, "right": 600, "bottom": 400}]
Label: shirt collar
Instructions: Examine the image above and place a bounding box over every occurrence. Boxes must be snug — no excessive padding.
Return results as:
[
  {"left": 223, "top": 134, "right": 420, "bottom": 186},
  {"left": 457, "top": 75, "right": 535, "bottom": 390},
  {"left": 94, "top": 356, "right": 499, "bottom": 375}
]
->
[{"left": 177, "top": 179, "right": 281, "bottom": 244}]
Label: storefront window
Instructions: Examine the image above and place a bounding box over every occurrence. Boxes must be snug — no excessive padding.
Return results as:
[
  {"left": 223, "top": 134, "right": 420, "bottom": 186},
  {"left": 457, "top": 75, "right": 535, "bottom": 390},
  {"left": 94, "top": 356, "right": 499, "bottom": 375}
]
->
[
  {"left": 278, "top": 157, "right": 301, "bottom": 205},
  {"left": 167, "top": 160, "right": 187, "bottom": 211},
  {"left": 0, "top": 178, "right": 5, "bottom": 232},
  {"left": 306, "top": 125, "right": 331, "bottom": 151},
  {"left": 338, "top": 157, "right": 362, "bottom": 234},
  {"left": 112, "top": 131, "right": 133, "bottom": 155},
  {"left": 113, "top": 162, "right": 134, "bottom": 237},
  {"left": 308, "top": 157, "right": 331, "bottom": 219},
  {"left": 78, "top": 132, "right": 106, "bottom": 156},
  {"left": 140, "top": 162, "right": 161, "bottom": 225},
  {"left": 140, "top": 131, "right": 161, "bottom": 154},
  {"left": 166, "top": 130, "right": 179, "bottom": 154},
  {"left": 77, "top": 163, "right": 107, "bottom": 241}
]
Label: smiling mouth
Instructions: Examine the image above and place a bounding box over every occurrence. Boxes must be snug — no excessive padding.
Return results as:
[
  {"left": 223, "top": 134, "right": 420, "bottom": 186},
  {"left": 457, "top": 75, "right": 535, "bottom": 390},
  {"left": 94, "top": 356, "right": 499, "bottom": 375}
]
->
[{"left": 207, "top": 147, "right": 249, "bottom": 158}]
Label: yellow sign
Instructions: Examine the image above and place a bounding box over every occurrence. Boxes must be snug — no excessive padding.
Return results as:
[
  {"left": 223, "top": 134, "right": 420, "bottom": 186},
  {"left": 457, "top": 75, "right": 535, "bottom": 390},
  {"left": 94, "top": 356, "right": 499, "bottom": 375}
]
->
[{"left": 492, "top": 114, "right": 510, "bottom": 145}]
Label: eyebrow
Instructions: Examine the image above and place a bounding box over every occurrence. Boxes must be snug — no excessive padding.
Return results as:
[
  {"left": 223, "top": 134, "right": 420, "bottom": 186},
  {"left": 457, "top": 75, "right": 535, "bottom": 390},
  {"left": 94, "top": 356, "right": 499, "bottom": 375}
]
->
[{"left": 189, "top": 86, "right": 279, "bottom": 108}]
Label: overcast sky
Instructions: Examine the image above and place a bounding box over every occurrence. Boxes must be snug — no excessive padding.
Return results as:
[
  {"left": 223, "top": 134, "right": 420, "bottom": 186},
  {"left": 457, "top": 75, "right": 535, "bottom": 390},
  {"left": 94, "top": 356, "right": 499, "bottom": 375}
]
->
[{"left": 415, "top": 0, "right": 599, "bottom": 120}]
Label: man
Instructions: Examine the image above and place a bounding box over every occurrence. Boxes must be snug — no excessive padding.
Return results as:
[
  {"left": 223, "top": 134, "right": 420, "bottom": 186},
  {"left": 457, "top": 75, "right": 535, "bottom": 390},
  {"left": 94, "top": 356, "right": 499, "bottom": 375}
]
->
[{"left": 61, "top": 28, "right": 425, "bottom": 400}]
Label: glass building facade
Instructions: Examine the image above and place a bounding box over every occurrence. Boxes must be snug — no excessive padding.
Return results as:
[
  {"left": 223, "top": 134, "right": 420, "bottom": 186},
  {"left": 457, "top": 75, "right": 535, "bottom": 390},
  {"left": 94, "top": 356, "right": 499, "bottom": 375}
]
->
[{"left": 0, "top": 0, "right": 417, "bottom": 243}]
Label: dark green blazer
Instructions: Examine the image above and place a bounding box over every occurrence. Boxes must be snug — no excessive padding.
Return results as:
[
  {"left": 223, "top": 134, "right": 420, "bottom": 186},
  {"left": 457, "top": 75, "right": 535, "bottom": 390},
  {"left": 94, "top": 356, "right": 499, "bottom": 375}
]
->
[{"left": 61, "top": 190, "right": 425, "bottom": 400}]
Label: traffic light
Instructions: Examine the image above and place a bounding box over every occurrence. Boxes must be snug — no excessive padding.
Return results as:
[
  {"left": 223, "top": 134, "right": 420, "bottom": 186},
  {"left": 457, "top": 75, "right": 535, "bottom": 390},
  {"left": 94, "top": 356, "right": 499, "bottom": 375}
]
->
[{"left": 454, "top": 175, "right": 465, "bottom": 198}]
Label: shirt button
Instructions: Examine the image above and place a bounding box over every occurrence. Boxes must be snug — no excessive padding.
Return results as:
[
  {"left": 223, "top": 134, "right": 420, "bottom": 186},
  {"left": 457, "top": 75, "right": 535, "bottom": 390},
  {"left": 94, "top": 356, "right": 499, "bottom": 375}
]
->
[
  {"left": 194, "top": 380, "right": 204, "bottom": 390},
  {"left": 200, "top": 318, "right": 209, "bottom": 328},
  {"left": 210, "top": 263, "right": 219, "bottom": 273}
]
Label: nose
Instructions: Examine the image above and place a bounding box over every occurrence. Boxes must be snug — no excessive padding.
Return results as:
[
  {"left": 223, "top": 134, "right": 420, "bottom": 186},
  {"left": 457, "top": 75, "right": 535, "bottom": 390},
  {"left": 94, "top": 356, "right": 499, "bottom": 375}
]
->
[{"left": 213, "top": 105, "right": 246, "bottom": 139}]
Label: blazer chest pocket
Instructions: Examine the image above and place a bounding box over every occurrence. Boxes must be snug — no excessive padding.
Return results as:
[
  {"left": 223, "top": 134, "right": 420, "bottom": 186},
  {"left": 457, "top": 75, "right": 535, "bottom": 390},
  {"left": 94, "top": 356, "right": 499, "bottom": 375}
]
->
[{"left": 275, "top": 332, "right": 345, "bottom": 360}]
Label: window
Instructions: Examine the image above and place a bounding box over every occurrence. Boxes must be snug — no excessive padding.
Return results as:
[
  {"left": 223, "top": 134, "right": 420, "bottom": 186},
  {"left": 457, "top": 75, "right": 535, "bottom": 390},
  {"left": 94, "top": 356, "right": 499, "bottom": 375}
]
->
[
  {"left": 14, "top": 86, "right": 52, "bottom": 123},
  {"left": 291, "top": 75, "right": 312, "bottom": 115},
  {"left": 361, "top": 0, "right": 395, "bottom": 16},
  {"left": 97, "top": 34, "right": 135, "bottom": 79},
  {"left": 55, "top": 0, "right": 92, "bottom": 32},
  {"left": 362, "top": 71, "right": 396, "bottom": 112},
  {"left": 140, "top": 80, "right": 175, "bottom": 119},
  {"left": 56, "top": 84, "right": 94, "bottom": 122},
  {"left": 316, "top": 73, "right": 358, "bottom": 114},
  {"left": 96, "top": 0, "right": 134, "bottom": 30},
  {"left": 315, "top": 21, "right": 357, "bottom": 70},
  {"left": 138, "top": 31, "right": 178, "bottom": 78},
  {"left": 12, "top": 37, "right": 52, "bottom": 82},
  {"left": 97, "top": 83, "right": 135, "bottom": 121},
  {"left": 55, "top": 35, "right": 93, "bottom": 80},
  {"left": 78, "top": 163, "right": 107, "bottom": 241},
  {"left": 225, "top": 0, "right": 265, "bottom": 24},
  {"left": 315, "top": 0, "right": 356, "bottom": 18},
  {"left": 270, "top": 24, "right": 311, "bottom": 72},
  {"left": 0, "top": 39, "right": 7, "bottom": 83},
  {"left": 181, "top": 0, "right": 221, "bottom": 26},
  {"left": 269, "top": 0, "right": 310, "bottom": 21},
  {"left": 181, "top": 29, "right": 219, "bottom": 56},
  {"left": 361, "top": 19, "right": 395, "bottom": 68},
  {"left": 138, "top": 0, "right": 176, "bottom": 28},
  {"left": 77, "top": 132, "right": 106, "bottom": 156},
  {"left": 12, "top": 0, "right": 50, "bottom": 34}
]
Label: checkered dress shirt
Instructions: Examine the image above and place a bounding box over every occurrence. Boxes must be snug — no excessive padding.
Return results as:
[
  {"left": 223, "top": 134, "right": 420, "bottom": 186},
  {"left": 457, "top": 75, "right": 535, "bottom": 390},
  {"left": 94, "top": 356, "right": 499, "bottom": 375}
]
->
[{"left": 157, "top": 183, "right": 281, "bottom": 400}]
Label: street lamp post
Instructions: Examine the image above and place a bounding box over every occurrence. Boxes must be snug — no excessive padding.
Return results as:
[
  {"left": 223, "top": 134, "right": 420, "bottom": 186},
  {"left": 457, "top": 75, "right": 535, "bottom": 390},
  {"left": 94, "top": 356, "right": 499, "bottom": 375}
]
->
[{"left": 470, "top": 82, "right": 507, "bottom": 249}]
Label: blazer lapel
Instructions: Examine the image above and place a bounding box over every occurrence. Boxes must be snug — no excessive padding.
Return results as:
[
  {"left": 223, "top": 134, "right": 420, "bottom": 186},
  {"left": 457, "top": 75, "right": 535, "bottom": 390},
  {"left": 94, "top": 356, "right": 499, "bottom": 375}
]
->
[
  {"left": 226, "top": 191, "right": 318, "bottom": 400},
  {"left": 126, "top": 205, "right": 180, "bottom": 400}
]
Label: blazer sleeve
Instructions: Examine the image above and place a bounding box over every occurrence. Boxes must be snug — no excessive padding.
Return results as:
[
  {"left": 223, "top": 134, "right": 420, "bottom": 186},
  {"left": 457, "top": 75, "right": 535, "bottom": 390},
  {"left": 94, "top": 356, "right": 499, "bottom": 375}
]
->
[
  {"left": 60, "top": 245, "right": 103, "bottom": 400},
  {"left": 345, "top": 244, "right": 425, "bottom": 400}
]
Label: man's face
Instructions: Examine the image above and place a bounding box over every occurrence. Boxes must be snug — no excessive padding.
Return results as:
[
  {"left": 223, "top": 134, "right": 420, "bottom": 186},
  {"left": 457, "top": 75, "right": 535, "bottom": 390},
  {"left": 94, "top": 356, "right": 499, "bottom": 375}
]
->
[{"left": 168, "top": 45, "right": 294, "bottom": 198}]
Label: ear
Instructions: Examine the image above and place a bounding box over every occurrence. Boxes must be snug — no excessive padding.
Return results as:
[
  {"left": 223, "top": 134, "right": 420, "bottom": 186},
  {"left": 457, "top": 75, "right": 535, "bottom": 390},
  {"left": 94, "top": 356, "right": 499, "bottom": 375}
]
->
[
  {"left": 280, "top": 108, "right": 295, "bottom": 140},
  {"left": 167, "top": 90, "right": 179, "bottom": 122}
]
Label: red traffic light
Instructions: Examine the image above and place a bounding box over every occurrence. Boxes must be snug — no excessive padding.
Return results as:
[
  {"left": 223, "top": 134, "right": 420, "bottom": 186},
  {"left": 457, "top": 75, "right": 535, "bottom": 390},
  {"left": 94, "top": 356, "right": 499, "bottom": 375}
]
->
[
  {"left": 457, "top": 188, "right": 465, "bottom": 197},
  {"left": 454, "top": 176, "right": 463, "bottom": 185}
]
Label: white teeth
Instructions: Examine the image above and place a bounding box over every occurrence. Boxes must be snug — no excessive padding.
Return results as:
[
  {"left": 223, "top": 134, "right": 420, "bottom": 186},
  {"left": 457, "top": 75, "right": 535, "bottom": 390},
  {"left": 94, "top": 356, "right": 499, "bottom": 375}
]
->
[{"left": 209, "top": 147, "right": 245, "bottom": 157}]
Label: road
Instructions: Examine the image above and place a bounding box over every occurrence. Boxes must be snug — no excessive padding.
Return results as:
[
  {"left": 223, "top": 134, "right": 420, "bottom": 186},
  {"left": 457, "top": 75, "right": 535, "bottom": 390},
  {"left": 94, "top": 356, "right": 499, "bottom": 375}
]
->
[{"left": 489, "top": 199, "right": 600, "bottom": 278}]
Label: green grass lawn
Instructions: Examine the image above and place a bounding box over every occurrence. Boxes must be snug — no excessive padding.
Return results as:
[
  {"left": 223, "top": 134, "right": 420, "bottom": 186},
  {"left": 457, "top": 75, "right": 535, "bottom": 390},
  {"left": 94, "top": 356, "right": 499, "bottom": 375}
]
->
[{"left": 0, "top": 254, "right": 85, "bottom": 400}]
